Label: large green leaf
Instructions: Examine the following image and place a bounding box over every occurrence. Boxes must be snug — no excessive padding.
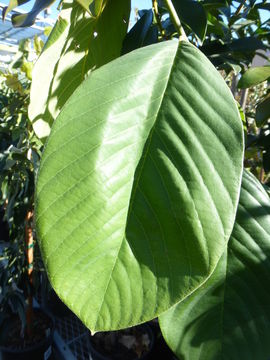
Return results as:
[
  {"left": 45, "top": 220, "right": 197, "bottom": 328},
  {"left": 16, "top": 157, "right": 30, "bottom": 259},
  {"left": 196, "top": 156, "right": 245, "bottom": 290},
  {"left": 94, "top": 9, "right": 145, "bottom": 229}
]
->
[
  {"left": 35, "top": 40, "right": 243, "bottom": 332},
  {"left": 28, "top": 0, "right": 130, "bottom": 139},
  {"left": 159, "top": 169, "right": 270, "bottom": 360},
  {"left": 238, "top": 66, "right": 270, "bottom": 88}
]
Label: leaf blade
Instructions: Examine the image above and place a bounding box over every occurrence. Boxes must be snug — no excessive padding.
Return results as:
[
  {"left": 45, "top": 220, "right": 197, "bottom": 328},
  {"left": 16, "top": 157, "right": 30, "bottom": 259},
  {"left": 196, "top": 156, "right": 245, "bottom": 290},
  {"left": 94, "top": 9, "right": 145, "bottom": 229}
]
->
[
  {"left": 159, "top": 169, "right": 270, "bottom": 360},
  {"left": 28, "top": 0, "right": 130, "bottom": 138},
  {"left": 36, "top": 41, "right": 243, "bottom": 331}
]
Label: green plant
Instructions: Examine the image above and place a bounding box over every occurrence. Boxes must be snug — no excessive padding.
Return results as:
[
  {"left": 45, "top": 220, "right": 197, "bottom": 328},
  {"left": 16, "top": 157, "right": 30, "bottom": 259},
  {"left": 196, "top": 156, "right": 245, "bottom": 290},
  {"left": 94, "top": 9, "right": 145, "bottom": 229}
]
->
[
  {"left": 0, "top": 45, "right": 45, "bottom": 342},
  {"left": 4, "top": 0, "right": 270, "bottom": 358}
]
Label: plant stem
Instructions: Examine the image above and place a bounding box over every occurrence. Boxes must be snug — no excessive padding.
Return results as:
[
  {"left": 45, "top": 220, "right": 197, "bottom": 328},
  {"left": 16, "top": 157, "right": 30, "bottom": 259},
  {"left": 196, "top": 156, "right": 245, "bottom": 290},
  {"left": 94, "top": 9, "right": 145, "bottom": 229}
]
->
[
  {"left": 152, "top": 0, "right": 166, "bottom": 39},
  {"left": 260, "top": 167, "right": 265, "bottom": 183},
  {"left": 25, "top": 210, "right": 34, "bottom": 338},
  {"left": 163, "top": 0, "right": 187, "bottom": 41},
  {"left": 234, "top": 0, "right": 245, "bottom": 17}
]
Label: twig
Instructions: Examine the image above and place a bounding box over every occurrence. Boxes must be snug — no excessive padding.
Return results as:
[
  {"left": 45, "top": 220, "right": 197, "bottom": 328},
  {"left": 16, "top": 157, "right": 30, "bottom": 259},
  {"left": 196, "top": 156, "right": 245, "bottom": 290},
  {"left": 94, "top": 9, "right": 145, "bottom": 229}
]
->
[
  {"left": 25, "top": 210, "right": 34, "bottom": 338},
  {"left": 152, "top": 0, "right": 166, "bottom": 39},
  {"left": 260, "top": 167, "right": 265, "bottom": 183},
  {"left": 234, "top": 0, "right": 245, "bottom": 17}
]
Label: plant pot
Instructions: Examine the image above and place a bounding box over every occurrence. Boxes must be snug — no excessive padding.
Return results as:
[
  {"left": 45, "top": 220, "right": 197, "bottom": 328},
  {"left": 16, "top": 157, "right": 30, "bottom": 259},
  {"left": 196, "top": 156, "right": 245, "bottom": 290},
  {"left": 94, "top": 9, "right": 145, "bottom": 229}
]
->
[
  {"left": 89, "top": 323, "right": 154, "bottom": 360},
  {"left": 0, "top": 308, "right": 55, "bottom": 360}
]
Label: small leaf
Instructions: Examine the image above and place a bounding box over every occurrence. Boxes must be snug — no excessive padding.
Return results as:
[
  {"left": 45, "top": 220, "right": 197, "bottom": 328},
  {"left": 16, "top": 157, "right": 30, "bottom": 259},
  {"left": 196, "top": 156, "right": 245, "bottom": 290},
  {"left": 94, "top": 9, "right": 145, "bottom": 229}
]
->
[
  {"left": 238, "top": 66, "right": 270, "bottom": 88},
  {"left": 237, "top": 102, "right": 247, "bottom": 141},
  {"left": 122, "top": 9, "right": 155, "bottom": 54},
  {"left": 159, "top": 170, "right": 270, "bottom": 360},
  {"left": 256, "top": 94, "right": 270, "bottom": 127},
  {"left": 11, "top": 0, "right": 56, "bottom": 28},
  {"left": 33, "top": 35, "right": 43, "bottom": 55},
  {"left": 201, "top": 0, "right": 228, "bottom": 10},
  {"left": 21, "top": 61, "right": 33, "bottom": 80},
  {"left": 2, "top": 0, "right": 30, "bottom": 21},
  {"left": 36, "top": 40, "right": 243, "bottom": 332},
  {"left": 229, "top": 37, "right": 266, "bottom": 53},
  {"left": 5, "top": 74, "right": 23, "bottom": 94},
  {"left": 44, "top": 26, "right": 52, "bottom": 37}
]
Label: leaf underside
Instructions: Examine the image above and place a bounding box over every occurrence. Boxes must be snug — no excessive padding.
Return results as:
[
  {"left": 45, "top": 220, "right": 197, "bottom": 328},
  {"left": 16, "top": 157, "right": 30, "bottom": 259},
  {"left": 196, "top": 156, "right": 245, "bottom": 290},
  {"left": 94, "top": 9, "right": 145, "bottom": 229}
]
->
[
  {"left": 159, "top": 169, "right": 270, "bottom": 360},
  {"left": 36, "top": 40, "right": 243, "bottom": 331}
]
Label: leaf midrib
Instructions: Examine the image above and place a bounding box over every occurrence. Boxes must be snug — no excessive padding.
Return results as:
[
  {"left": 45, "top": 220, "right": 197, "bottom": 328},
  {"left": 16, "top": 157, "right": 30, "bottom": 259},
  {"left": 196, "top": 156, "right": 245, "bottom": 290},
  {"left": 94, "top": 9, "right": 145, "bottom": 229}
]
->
[{"left": 92, "top": 41, "right": 182, "bottom": 330}]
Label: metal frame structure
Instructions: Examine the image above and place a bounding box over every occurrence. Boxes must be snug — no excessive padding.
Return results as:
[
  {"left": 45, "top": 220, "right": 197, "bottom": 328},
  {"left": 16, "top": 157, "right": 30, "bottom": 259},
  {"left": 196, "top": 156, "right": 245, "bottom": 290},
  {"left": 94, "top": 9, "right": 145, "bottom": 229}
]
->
[{"left": 0, "top": 2, "right": 55, "bottom": 68}]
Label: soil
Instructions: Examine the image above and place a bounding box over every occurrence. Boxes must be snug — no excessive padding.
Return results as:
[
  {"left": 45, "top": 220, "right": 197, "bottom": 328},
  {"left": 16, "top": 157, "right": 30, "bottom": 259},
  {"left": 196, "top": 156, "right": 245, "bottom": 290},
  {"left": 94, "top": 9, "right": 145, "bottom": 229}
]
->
[
  {"left": 91, "top": 325, "right": 152, "bottom": 360},
  {"left": 2, "top": 309, "right": 53, "bottom": 350}
]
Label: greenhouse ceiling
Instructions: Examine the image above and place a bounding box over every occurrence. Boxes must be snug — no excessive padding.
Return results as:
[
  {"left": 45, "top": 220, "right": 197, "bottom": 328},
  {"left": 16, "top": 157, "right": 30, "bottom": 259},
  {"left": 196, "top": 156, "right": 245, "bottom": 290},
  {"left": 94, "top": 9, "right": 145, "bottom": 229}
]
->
[{"left": 0, "top": 2, "right": 55, "bottom": 67}]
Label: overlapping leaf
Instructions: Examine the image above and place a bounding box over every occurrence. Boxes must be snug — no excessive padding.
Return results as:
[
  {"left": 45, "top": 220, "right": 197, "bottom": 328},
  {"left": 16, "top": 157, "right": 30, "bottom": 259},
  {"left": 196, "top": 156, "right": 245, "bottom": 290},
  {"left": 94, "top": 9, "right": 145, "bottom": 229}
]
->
[
  {"left": 28, "top": 0, "right": 130, "bottom": 139},
  {"left": 160, "top": 169, "right": 270, "bottom": 360},
  {"left": 122, "top": 9, "right": 157, "bottom": 54},
  {"left": 35, "top": 40, "right": 243, "bottom": 332}
]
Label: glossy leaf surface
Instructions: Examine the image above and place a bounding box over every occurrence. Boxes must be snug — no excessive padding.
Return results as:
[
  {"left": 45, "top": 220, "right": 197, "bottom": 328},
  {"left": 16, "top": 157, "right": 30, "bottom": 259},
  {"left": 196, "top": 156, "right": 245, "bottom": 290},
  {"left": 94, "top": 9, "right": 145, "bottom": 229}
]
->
[
  {"left": 28, "top": 0, "right": 130, "bottom": 138},
  {"left": 36, "top": 40, "right": 243, "bottom": 331},
  {"left": 160, "top": 170, "right": 270, "bottom": 360}
]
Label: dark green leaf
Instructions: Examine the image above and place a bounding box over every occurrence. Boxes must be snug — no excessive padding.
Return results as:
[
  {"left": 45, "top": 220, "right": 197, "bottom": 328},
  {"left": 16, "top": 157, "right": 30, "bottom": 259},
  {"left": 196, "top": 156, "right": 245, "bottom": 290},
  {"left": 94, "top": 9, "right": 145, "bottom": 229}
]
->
[
  {"left": 160, "top": 170, "right": 270, "bottom": 360},
  {"left": 263, "top": 150, "right": 270, "bottom": 173},
  {"left": 122, "top": 9, "right": 155, "bottom": 54},
  {"left": 202, "top": 0, "right": 228, "bottom": 11},
  {"left": 172, "top": 0, "right": 207, "bottom": 41},
  {"left": 256, "top": 94, "right": 270, "bottom": 127},
  {"left": 201, "top": 37, "right": 266, "bottom": 56},
  {"left": 255, "top": 2, "right": 270, "bottom": 11}
]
